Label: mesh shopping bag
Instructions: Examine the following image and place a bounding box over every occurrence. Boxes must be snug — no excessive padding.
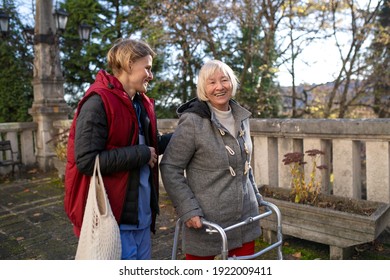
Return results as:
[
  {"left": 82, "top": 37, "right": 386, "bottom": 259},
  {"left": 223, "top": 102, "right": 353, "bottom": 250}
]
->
[{"left": 75, "top": 155, "right": 122, "bottom": 260}]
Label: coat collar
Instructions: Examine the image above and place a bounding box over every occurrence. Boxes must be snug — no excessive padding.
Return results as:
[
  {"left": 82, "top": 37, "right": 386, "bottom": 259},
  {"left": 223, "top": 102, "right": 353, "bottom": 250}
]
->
[{"left": 177, "top": 98, "right": 251, "bottom": 122}]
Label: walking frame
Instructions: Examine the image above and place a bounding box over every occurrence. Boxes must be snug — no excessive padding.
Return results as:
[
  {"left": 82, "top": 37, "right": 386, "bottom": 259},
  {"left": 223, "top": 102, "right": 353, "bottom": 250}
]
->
[{"left": 171, "top": 193, "right": 283, "bottom": 260}]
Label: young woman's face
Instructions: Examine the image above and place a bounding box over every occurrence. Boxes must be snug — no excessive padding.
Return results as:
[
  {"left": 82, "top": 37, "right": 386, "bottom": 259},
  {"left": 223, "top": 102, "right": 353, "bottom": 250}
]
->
[
  {"left": 117, "top": 55, "right": 153, "bottom": 98},
  {"left": 205, "top": 70, "right": 232, "bottom": 111}
]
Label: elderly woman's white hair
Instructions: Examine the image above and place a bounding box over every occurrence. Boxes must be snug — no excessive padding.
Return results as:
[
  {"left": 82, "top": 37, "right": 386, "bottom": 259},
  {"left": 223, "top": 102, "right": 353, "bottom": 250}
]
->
[{"left": 196, "top": 60, "right": 239, "bottom": 101}]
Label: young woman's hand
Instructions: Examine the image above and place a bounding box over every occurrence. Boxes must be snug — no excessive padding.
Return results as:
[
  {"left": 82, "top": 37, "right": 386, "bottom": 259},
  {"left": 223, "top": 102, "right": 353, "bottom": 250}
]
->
[{"left": 148, "top": 147, "right": 158, "bottom": 168}]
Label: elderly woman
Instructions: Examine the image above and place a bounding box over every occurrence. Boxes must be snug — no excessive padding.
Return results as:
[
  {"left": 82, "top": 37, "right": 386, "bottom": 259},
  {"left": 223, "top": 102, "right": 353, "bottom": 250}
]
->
[{"left": 160, "top": 59, "right": 261, "bottom": 260}]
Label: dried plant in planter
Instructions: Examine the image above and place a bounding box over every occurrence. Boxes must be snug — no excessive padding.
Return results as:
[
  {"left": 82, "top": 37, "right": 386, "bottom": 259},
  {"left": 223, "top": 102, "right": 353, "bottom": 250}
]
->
[
  {"left": 55, "top": 141, "right": 67, "bottom": 161},
  {"left": 282, "top": 149, "right": 327, "bottom": 205},
  {"left": 47, "top": 129, "right": 70, "bottom": 162},
  {"left": 261, "top": 149, "right": 382, "bottom": 215}
]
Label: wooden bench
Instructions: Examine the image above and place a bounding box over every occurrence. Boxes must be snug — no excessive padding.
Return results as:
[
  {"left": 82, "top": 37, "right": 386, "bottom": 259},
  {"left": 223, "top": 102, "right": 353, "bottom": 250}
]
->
[{"left": 0, "top": 140, "right": 21, "bottom": 175}]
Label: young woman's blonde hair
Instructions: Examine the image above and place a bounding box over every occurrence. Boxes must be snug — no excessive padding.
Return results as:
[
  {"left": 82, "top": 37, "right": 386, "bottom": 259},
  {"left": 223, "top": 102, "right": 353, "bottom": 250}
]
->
[
  {"left": 196, "top": 60, "right": 239, "bottom": 101},
  {"left": 107, "top": 38, "right": 156, "bottom": 76}
]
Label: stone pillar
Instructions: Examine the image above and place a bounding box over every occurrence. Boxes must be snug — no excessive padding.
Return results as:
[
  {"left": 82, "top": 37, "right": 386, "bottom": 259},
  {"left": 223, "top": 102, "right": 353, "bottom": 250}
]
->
[
  {"left": 253, "top": 136, "right": 278, "bottom": 187},
  {"left": 332, "top": 139, "right": 361, "bottom": 198},
  {"left": 366, "top": 141, "right": 390, "bottom": 203},
  {"left": 329, "top": 246, "right": 353, "bottom": 260},
  {"left": 28, "top": 0, "right": 70, "bottom": 171},
  {"left": 20, "top": 125, "right": 37, "bottom": 166}
]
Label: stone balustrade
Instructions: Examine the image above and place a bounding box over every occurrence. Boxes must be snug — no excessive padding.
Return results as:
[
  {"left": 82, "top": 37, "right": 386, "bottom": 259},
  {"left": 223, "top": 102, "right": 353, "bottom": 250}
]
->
[
  {"left": 1, "top": 118, "right": 390, "bottom": 206},
  {"left": 159, "top": 118, "right": 390, "bottom": 204},
  {"left": 0, "top": 122, "right": 37, "bottom": 174}
]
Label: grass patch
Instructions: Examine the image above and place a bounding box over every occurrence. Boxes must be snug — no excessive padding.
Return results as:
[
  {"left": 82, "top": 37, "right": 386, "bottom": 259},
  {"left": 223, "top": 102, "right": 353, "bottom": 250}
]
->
[{"left": 255, "top": 236, "right": 329, "bottom": 260}]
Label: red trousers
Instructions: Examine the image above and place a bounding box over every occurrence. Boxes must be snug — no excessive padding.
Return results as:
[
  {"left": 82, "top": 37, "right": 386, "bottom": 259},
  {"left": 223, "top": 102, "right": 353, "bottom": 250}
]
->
[{"left": 185, "top": 240, "right": 255, "bottom": 260}]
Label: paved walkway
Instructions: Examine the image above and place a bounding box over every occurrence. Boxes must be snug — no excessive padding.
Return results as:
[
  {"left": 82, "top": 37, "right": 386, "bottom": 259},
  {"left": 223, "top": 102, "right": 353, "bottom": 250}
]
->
[{"left": 0, "top": 171, "right": 178, "bottom": 260}]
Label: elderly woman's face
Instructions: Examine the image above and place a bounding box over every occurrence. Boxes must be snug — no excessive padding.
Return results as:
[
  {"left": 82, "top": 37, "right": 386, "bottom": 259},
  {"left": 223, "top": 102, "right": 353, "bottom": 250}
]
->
[{"left": 205, "top": 70, "right": 232, "bottom": 111}]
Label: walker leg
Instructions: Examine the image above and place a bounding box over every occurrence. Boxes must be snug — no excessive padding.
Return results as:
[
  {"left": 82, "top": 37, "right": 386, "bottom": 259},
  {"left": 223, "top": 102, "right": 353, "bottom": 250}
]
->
[{"left": 171, "top": 219, "right": 182, "bottom": 260}]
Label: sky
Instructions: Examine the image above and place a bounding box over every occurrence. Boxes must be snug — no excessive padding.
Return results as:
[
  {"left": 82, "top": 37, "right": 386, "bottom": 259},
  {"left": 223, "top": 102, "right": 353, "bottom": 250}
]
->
[{"left": 276, "top": 38, "right": 344, "bottom": 87}]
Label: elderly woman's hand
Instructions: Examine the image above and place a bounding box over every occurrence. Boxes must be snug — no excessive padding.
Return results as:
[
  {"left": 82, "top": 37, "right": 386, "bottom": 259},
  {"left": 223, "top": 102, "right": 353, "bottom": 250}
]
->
[{"left": 185, "top": 216, "right": 202, "bottom": 229}]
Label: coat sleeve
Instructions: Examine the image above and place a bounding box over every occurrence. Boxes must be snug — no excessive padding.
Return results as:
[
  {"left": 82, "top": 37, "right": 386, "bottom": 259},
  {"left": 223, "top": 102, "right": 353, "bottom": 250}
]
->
[
  {"left": 74, "top": 94, "right": 151, "bottom": 176},
  {"left": 160, "top": 113, "right": 203, "bottom": 222}
]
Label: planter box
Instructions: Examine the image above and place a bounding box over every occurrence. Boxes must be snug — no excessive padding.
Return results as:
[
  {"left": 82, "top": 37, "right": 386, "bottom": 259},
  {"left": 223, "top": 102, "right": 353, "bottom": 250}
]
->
[{"left": 259, "top": 186, "right": 390, "bottom": 259}]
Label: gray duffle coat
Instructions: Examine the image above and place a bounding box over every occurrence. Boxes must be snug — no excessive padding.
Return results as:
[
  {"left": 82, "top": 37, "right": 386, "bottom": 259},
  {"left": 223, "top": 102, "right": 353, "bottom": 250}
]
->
[{"left": 160, "top": 98, "right": 261, "bottom": 256}]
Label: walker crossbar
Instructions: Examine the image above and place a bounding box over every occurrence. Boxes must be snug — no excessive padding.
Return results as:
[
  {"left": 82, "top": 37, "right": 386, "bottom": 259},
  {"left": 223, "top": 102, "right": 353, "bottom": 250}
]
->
[{"left": 171, "top": 200, "right": 283, "bottom": 260}]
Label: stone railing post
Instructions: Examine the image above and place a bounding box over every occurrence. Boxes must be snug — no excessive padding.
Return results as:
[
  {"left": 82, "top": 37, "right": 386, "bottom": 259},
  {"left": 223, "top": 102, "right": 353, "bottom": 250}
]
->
[
  {"left": 253, "top": 136, "right": 278, "bottom": 187},
  {"left": 0, "top": 122, "right": 38, "bottom": 174},
  {"left": 332, "top": 139, "right": 362, "bottom": 198},
  {"left": 366, "top": 141, "right": 390, "bottom": 203}
]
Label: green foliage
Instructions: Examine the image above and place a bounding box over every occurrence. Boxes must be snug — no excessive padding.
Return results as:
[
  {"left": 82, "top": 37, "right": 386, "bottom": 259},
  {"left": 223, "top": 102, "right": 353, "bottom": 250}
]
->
[
  {"left": 255, "top": 238, "right": 329, "bottom": 260},
  {"left": 227, "top": 1, "right": 282, "bottom": 118},
  {"left": 0, "top": 3, "right": 33, "bottom": 122},
  {"left": 60, "top": 0, "right": 172, "bottom": 112},
  {"left": 60, "top": 0, "right": 111, "bottom": 110},
  {"left": 365, "top": 0, "right": 390, "bottom": 118}
]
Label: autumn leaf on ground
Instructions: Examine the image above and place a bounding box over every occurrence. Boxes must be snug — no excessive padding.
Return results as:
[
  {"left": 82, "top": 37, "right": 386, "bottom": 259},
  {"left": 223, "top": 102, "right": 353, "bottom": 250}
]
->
[
  {"left": 28, "top": 169, "right": 38, "bottom": 174},
  {"left": 375, "top": 244, "right": 384, "bottom": 252},
  {"left": 292, "top": 251, "right": 302, "bottom": 259}
]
